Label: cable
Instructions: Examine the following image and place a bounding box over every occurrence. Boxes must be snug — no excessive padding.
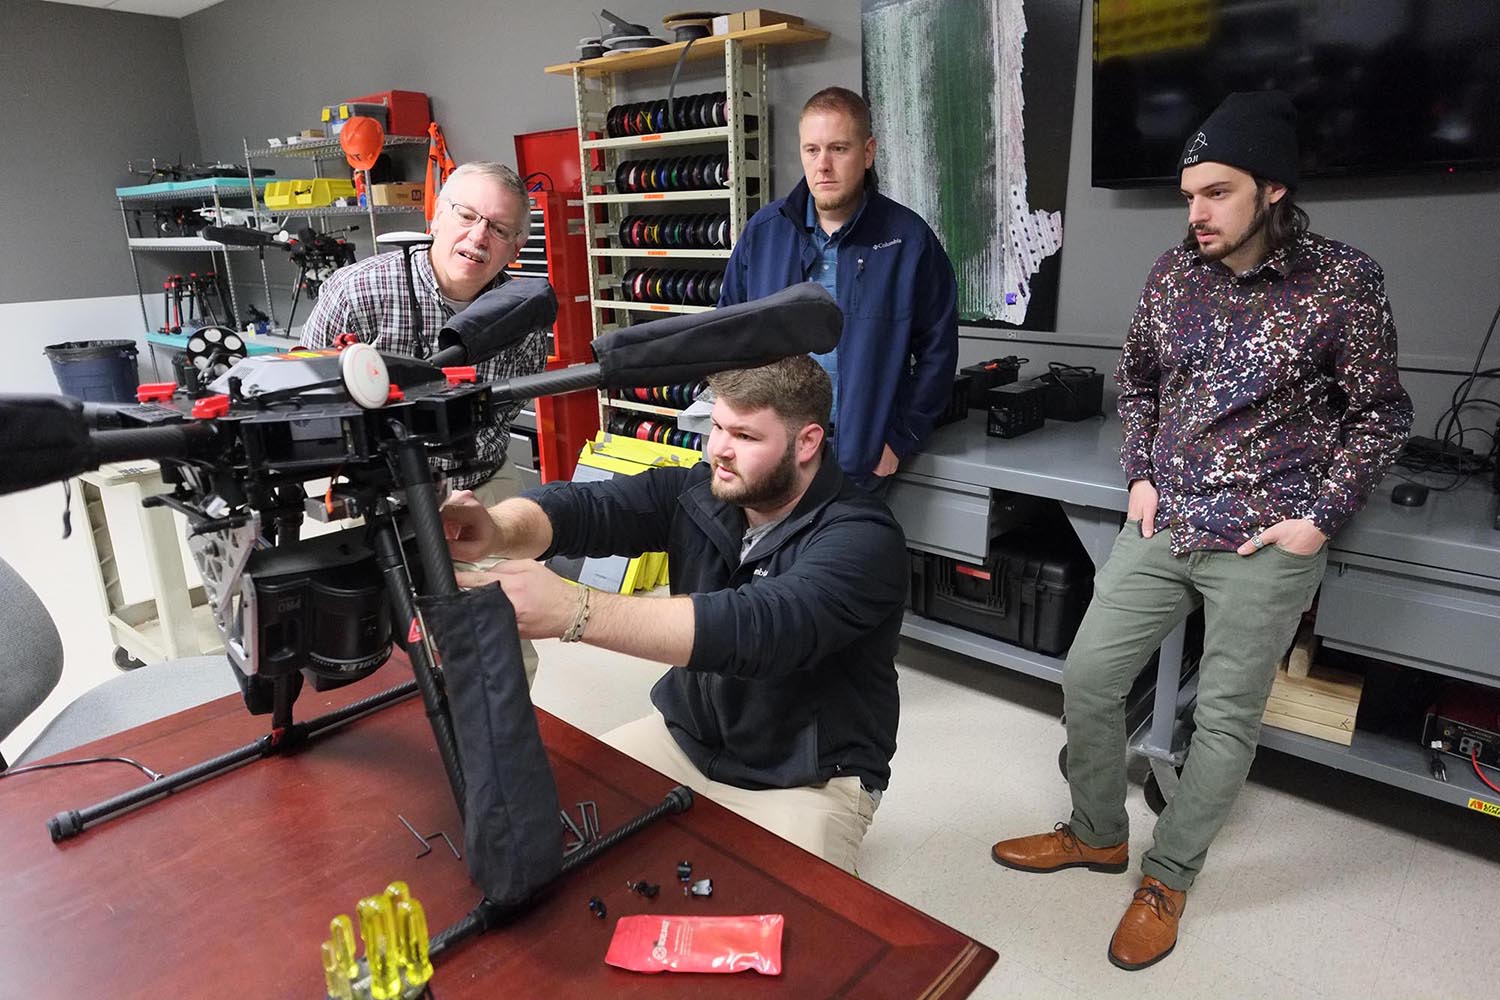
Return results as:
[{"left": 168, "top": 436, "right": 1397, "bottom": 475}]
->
[
  {"left": 1435, "top": 297, "right": 1500, "bottom": 453},
  {"left": 522, "top": 171, "right": 554, "bottom": 192},
  {"left": 666, "top": 37, "right": 699, "bottom": 131},
  {"left": 0, "top": 755, "right": 163, "bottom": 782},
  {"left": 1474, "top": 748, "right": 1500, "bottom": 796}
]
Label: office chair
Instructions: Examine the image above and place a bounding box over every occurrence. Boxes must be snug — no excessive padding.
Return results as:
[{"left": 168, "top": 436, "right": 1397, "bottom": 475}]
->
[{"left": 0, "top": 555, "right": 237, "bottom": 769}]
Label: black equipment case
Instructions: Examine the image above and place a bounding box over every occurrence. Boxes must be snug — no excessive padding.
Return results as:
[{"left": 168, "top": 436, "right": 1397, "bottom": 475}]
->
[{"left": 918, "top": 530, "right": 1093, "bottom": 656}]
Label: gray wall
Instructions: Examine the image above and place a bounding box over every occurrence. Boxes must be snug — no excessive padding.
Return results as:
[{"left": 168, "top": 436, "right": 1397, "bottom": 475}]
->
[
  {"left": 179, "top": 0, "right": 859, "bottom": 204},
  {"left": 0, "top": 0, "right": 201, "bottom": 304},
  {"left": 178, "top": 1, "right": 1500, "bottom": 435}
]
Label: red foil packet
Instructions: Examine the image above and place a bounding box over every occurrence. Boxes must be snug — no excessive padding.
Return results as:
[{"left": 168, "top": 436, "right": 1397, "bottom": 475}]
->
[{"left": 604, "top": 913, "right": 784, "bottom": 975}]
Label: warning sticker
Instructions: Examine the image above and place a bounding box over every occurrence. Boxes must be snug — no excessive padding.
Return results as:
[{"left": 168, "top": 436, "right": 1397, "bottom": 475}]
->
[{"left": 1468, "top": 797, "right": 1500, "bottom": 819}]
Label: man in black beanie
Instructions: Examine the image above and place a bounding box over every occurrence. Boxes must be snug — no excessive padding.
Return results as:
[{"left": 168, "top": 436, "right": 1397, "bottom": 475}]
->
[{"left": 990, "top": 91, "right": 1412, "bottom": 970}]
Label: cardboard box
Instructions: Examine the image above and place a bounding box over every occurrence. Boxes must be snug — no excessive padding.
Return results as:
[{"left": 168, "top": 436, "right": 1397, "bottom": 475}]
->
[
  {"left": 370, "top": 182, "right": 425, "bottom": 207},
  {"left": 712, "top": 9, "right": 803, "bottom": 34}
]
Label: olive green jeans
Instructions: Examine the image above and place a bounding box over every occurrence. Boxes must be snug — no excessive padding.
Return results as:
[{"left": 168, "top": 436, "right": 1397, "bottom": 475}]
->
[{"left": 1062, "top": 521, "right": 1326, "bottom": 891}]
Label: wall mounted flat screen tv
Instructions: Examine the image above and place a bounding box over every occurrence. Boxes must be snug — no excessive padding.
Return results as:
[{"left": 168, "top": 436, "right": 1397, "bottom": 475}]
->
[{"left": 1092, "top": 0, "right": 1500, "bottom": 187}]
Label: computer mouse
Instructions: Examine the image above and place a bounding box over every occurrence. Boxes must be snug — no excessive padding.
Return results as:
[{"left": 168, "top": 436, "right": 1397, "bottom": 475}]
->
[{"left": 1391, "top": 483, "right": 1429, "bottom": 507}]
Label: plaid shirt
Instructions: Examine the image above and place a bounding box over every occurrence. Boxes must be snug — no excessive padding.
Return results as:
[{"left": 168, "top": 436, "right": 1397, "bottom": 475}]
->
[
  {"left": 1117, "top": 233, "right": 1412, "bottom": 555},
  {"left": 301, "top": 248, "right": 547, "bottom": 489}
]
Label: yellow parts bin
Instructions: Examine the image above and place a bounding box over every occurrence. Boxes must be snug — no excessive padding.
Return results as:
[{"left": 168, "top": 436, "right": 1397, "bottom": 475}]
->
[
  {"left": 571, "top": 432, "right": 702, "bottom": 593},
  {"left": 263, "top": 178, "right": 358, "bottom": 209}
]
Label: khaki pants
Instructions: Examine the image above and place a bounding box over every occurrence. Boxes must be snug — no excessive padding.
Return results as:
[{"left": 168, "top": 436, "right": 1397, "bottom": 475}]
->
[
  {"left": 602, "top": 713, "right": 878, "bottom": 875},
  {"left": 1063, "top": 522, "right": 1327, "bottom": 890},
  {"left": 455, "top": 462, "right": 540, "bottom": 689}
]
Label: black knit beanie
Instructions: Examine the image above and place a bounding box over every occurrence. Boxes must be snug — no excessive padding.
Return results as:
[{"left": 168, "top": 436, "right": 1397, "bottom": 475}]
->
[{"left": 1179, "top": 91, "right": 1299, "bottom": 189}]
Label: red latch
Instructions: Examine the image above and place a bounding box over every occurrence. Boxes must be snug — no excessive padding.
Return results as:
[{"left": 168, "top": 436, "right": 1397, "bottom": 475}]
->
[
  {"left": 955, "top": 564, "right": 993, "bottom": 581},
  {"left": 190, "top": 394, "right": 231, "bottom": 419},
  {"left": 386, "top": 385, "right": 405, "bottom": 403},
  {"left": 443, "top": 366, "right": 478, "bottom": 386},
  {"left": 136, "top": 382, "right": 178, "bottom": 403}
]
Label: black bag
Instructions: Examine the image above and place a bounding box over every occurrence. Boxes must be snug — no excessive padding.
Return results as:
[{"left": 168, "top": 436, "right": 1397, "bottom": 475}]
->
[{"left": 421, "top": 584, "right": 561, "bottom": 906}]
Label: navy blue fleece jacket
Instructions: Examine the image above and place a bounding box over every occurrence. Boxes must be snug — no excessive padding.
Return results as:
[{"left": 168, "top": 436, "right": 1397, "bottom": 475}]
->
[
  {"left": 528, "top": 450, "right": 907, "bottom": 790},
  {"left": 719, "top": 178, "right": 959, "bottom": 486}
]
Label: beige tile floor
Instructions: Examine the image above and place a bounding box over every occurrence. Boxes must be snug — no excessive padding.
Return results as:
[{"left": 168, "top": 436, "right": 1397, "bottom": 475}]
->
[{"left": 4, "top": 481, "right": 1498, "bottom": 999}]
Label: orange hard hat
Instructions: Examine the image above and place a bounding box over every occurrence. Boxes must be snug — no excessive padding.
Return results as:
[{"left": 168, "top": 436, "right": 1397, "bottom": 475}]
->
[{"left": 339, "top": 116, "right": 385, "bottom": 171}]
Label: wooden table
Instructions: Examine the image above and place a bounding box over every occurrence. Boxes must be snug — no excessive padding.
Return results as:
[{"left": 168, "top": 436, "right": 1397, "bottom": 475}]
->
[{"left": 0, "top": 669, "right": 996, "bottom": 998}]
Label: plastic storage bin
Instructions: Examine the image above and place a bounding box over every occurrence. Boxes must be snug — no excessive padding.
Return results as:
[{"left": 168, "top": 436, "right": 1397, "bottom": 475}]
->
[
  {"left": 346, "top": 90, "right": 432, "bottom": 137},
  {"left": 263, "top": 178, "right": 357, "bottom": 209},
  {"left": 320, "top": 102, "right": 388, "bottom": 136},
  {"left": 44, "top": 340, "right": 139, "bottom": 403}
]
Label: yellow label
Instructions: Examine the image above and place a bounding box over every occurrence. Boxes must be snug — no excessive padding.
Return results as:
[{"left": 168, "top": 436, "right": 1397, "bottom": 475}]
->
[{"left": 1468, "top": 797, "right": 1500, "bottom": 819}]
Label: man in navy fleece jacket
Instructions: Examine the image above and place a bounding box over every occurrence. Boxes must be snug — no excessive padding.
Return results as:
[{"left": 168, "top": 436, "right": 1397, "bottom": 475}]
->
[
  {"left": 440, "top": 355, "right": 907, "bottom": 873},
  {"left": 719, "top": 86, "right": 960, "bottom": 492}
]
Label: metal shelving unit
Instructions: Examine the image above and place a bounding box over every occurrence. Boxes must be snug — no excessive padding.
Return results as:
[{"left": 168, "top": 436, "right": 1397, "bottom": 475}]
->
[
  {"left": 127, "top": 236, "right": 261, "bottom": 252},
  {"left": 587, "top": 247, "right": 733, "bottom": 259},
  {"left": 588, "top": 299, "right": 712, "bottom": 315},
  {"left": 549, "top": 23, "right": 827, "bottom": 442},
  {"left": 242, "top": 133, "right": 428, "bottom": 270},
  {"left": 243, "top": 135, "right": 427, "bottom": 160},
  {"left": 258, "top": 204, "right": 419, "bottom": 220},
  {"left": 117, "top": 178, "right": 272, "bottom": 344}
]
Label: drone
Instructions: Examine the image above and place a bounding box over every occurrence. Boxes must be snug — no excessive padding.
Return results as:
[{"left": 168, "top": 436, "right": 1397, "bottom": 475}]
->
[{"left": 0, "top": 282, "right": 839, "bottom": 959}]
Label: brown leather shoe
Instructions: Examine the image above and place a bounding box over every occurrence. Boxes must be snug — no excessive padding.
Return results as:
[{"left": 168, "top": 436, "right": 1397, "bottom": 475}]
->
[
  {"left": 990, "top": 822, "right": 1129, "bottom": 874},
  {"left": 1108, "top": 876, "right": 1186, "bottom": 971}
]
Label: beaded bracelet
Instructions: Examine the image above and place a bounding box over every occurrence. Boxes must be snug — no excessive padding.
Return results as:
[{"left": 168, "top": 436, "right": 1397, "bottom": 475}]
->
[{"left": 560, "top": 585, "right": 593, "bottom": 643}]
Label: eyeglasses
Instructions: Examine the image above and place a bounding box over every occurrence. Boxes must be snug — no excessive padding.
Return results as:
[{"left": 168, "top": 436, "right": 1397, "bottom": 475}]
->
[{"left": 445, "top": 199, "right": 522, "bottom": 244}]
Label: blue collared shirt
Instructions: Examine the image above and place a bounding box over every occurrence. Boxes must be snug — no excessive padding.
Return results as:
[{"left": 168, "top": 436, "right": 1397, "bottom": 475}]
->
[{"left": 804, "top": 193, "right": 867, "bottom": 417}]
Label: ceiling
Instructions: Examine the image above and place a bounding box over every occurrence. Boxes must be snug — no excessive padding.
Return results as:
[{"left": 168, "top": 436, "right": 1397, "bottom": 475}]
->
[{"left": 43, "top": 0, "right": 222, "bottom": 17}]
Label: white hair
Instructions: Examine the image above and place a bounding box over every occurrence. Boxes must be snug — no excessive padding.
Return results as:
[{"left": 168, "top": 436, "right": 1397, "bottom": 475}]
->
[{"left": 438, "top": 162, "right": 530, "bottom": 240}]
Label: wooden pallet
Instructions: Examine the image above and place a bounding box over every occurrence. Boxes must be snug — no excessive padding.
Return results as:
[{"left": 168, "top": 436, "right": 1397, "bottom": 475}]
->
[{"left": 1261, "top": 660, "right": 1364, "bottom": 746}]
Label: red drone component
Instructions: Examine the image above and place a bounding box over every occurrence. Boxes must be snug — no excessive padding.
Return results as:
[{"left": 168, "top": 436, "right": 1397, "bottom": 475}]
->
[
  {"left": 136, "top": 382, "right": 178, "bottom": 403},
  {"left": 443, "top": 366, "right": 478, "bottom": 386},
  {"left": 190, "top": 394, "right": 231, "bottom": 419}
]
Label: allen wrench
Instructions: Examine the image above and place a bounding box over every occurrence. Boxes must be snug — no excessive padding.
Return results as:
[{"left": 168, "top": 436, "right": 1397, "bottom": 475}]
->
[
  {"left": 576, "top": 800, "right": 600, "bottom": 842},
  {"left": 397, "top": 813, "right": 462, "bottom": 860}
]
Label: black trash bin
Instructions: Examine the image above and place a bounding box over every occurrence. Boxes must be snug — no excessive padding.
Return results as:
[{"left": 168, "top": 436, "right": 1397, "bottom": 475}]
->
[{"left": 43, "top": 340, "right": 140, "bottom": 403}]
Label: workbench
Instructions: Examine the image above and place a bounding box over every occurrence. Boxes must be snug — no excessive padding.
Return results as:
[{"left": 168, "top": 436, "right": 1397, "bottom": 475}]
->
[{"left": 892, "top": 412, "right": 1500, "bottom": 814}]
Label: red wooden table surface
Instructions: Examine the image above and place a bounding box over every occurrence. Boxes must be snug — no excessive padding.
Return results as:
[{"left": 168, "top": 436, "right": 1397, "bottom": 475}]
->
[{"left": 0, "top": 667, "right": 996, "bottom": 998}]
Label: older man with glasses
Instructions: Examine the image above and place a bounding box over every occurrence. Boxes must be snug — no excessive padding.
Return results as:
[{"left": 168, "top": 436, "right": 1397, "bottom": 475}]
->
[{"left": 301, "top": 161, "right": 549, "bottom": 683}]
